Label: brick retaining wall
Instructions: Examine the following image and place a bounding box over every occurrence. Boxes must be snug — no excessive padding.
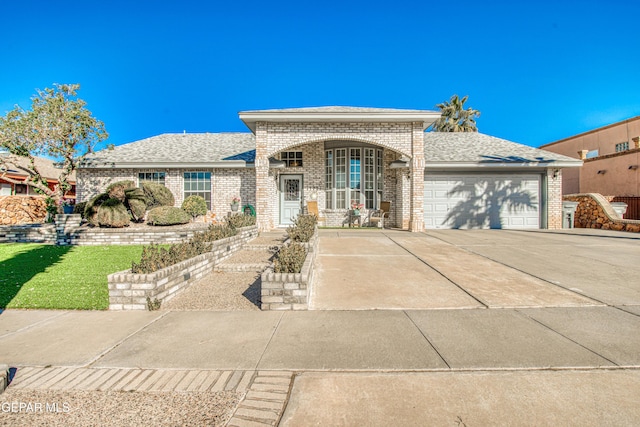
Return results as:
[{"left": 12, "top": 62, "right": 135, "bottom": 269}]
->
[
  {"left": 107, "top": 225, "right": 258, "bottom": 310},
  {"left": 260, "top": 232, "right": 319, "bottom": 310}
]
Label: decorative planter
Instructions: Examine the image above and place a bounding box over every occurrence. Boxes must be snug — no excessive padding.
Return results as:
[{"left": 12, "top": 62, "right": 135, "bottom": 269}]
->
[
  {"left": 231, "top": 203, "right": 239, "bottom": 212},
  {"left": 63, "top": 205, "right": 74, "bottom": 214}
]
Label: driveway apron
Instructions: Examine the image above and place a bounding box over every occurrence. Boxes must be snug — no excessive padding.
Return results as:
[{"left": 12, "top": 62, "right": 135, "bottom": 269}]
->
[{"left": 311, "top": 231, "right": 482, "bottom": 310}]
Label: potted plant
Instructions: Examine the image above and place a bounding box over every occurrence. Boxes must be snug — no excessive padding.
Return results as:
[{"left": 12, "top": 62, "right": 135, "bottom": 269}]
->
[
  {"left": 231, "top": 195, "right": 241, "bottom": 211},
  {"left": 350, "top": 201, "right": 364, "bottom": 216},
  {"left": 60, "top": 198, "right": 74, "bottom": 214}
]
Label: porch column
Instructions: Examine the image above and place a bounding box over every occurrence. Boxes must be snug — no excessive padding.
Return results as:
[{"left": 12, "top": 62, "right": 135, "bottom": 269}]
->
[
  {"left": 409, "top": 122, "right": 424, "bottom": 232},
  {"left": 255, "top": 122, "right": 271, "bottom": 231}
]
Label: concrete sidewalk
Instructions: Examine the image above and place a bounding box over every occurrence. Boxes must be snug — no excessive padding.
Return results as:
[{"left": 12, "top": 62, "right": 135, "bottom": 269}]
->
[
  {"left": 1, "top": 306, "right": 639, "bottom": 370},
  {"left": 2, "top": 307, "right": 640, "bottom": 424}
]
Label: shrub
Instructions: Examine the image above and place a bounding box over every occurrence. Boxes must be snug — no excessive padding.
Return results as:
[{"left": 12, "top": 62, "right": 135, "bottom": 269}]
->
[
  {"left": 226, "top": 213, "right": 257, "bottom": 229},
  {"left": 73, "top": 201, "right": 87, "bottom": 218},
  {"left": 274, "top": 243, "right": 307, "bottom": 273},
  {"left": 131, "top": 223, "right": 239, "bottom": 274},
  {"left": 106, "top": 180, "right": 135, "bottom": 202},
  {"left": 96, "top": 198, "right": 130, "bottom": 228},
  {"left": 128, "top": 199, "right": 147, "bottom": 222},
  {"left": 287, "top": 214, "right": 317, "bottom": 242},
  {"left": 182, "top": 195, "right": 207, "bottom": 221},
  {"left": 84, "top": 193, "right": 110, "bottom": 225},
  {"left": 142, "top": 182, "right": 175, "bottom": 209},
  {"left": 146, "top": 206, "right": 190, "bottom": 226},
  {"left": 123, "top": 187, "right": 148, "bottom": 222}
]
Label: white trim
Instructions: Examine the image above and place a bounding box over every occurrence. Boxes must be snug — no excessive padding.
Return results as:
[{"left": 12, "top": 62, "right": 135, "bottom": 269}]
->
[
  {"left": 239, "top": 111, "right": 440, "bottom": 133},
  {"left": 425, "top": 160, "right": 582, "bottom": 169}
]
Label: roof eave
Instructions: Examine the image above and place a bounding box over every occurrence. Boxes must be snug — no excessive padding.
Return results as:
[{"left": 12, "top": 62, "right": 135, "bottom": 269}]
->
[
  {"left": 425, "top": 160, "right": 583, "bottom": 169},
  {"left": 80, "top": 161, "right": 253, "bottom": 169},
  {"left": 239, "top": 111, "right": 441, "bottom": 133}
]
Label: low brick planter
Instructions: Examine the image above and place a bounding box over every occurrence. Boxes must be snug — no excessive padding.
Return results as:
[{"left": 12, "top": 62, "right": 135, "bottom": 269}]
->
[
  {"left": 0, "top": 223, "right": 56, "bottom": 244},
  {"left": 261, "top": 232, "right": 319, "bottom": 311},
  {"left": 107, "top": 225, "right": 258, "bottom": 310}
]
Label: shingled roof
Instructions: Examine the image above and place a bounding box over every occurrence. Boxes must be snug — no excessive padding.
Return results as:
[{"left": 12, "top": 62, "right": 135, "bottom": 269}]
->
[
  {"left": 79, "top": 131, "right": 581, "bottom": 170},
  {"left": 240, "top": 106, "right": 437, "bottom": 114},
  {"left": 424, "top": 132, "right": 582, "bottom": 167},
  {"left": 81, "top": 133, "right": 256, "bottom": 168},
  {"left": 1, "top": 155, "right": 76, "bottom": 182}
]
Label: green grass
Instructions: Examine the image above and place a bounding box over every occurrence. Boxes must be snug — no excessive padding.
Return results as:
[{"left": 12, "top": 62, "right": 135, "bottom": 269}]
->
[{"left": 0, "top": 244, "right": 146, "bottom": 310}]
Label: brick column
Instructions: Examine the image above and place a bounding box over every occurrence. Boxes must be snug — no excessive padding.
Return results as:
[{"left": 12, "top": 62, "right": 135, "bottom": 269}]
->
[
  {"left": 546, "top": 168, "right": 563, "bottom": 229},
  {"left": 255, "top": 122, "right": 271, "bottom": 231},
  {"left": 409, "top": 122, "right": 424, "bottom": 232}
]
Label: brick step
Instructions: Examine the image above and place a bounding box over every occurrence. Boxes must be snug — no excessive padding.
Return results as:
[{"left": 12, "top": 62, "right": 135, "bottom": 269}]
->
[{"left": 214, "top": 262, "right": 271, "bottom": 273}]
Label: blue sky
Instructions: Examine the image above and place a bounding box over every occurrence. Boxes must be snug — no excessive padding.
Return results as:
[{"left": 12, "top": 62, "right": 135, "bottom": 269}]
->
[{"left": 1, "top": 0, "right": 639, "bottom": 151}]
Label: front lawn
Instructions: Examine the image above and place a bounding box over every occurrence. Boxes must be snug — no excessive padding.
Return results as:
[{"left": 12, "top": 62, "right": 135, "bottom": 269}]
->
[{"left": 0, "top": 244, "right": 145, "bottom": 310}]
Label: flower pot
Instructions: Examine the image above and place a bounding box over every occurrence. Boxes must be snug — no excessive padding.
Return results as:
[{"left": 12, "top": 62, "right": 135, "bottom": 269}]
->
[
  {"left": 352, "top": 209, "right": 360, "bottom": 216},
  {"left": 231, "top": 203, "right": 239, "bottom": 212},
  {"left": 63, "top": 205, "right": 74, "bottom": 214}
]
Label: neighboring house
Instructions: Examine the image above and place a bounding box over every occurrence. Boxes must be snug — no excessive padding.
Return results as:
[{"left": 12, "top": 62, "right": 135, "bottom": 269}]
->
[
  {"left": 0, "top": 154, "right": 76, "bottom": 198},
  {"left": 540, "top": 116, "right": 640, "bottom": 197},
  {"left": 78, "top": 106, "right": 581, "bottom": 231}
]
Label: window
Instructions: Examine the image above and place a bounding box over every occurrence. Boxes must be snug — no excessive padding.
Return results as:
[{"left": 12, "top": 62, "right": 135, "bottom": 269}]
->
[
  {"left": 280, "top": 151, "right": 303, "bottom": 167},
  {"left": 184, "top": 172, "right": 211, "bottom": 209},
  {"left": 616, "top": 141, "right": 629, "bottom": 152},
  {"left": 585, "top": 149, "right": 599, "bottom": 159},
  {"left": 138, "top": 172, "right": 166, "bottom": 185},
  {"left": 325, "top": 147, "right": 383, "bottom": 209}
]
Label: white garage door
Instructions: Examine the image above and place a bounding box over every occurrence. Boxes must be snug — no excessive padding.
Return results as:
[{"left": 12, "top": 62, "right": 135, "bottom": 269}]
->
[{"left": 424, "top": 174, "right": 541, "bottom": 229}]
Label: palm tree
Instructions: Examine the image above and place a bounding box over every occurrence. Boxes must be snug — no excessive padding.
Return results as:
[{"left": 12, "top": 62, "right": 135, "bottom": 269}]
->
[{"left": 431, "top": 94, "right": 480, "bottom": 132}]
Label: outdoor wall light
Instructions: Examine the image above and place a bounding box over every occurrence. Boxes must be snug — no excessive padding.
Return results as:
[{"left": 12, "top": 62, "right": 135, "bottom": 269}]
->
[
  {"left": 552, "top": 169, "right": 559, "bottom": 179},
  {"left": 597, "top": 170, "right": 607, "bottom": 175},
  {"left": 629, "top": 165, "right": 639, "bottom": 170}
]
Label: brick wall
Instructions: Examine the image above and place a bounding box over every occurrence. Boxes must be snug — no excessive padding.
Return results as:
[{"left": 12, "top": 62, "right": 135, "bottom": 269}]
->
[{"left": 547, "top": 169, "right": 563, "bottom": 229}]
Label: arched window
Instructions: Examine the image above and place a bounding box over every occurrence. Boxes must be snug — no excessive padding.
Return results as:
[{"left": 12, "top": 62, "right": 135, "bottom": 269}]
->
[{"left": 325, "top": 142, "right": 383, "bottom": 209}]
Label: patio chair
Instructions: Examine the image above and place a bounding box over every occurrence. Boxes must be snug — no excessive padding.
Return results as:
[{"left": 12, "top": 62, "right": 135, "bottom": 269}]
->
[
  {"left": 306, "top": 200, "right": 326, "bottom": 226},
  {"left": 369, "top": 201, "right": 391, "bottom": 228}
]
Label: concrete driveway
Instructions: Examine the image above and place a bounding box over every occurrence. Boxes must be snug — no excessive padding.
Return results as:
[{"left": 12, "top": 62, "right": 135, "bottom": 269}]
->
[{"left": 311, "top": 228, "right": 640, "bottom": 310}]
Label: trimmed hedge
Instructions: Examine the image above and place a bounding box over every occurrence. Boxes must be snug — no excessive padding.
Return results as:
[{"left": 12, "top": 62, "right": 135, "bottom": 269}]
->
[
  {"left": 84, "top": 193, "right": 111, "bottom": 226},
  {"left": 146, "top": 206, "right": 191, "bottom": 226},
  {"left": 274, "top": 243, "right": 307, "bottom": 273},
  {"left": 182, "top": 195, "right": 207, "bottom": 220},
  {"left": 142, "top": 182, "right": 175, "bottom": 209},
  {"left": 287, "top": 214, "right": 317, "bottom": 242},
  {"left": 131, "top": 223, "right": 242, "bottom": 274},
  {"left": 96, "top": 199, "right": 130, "bottom": 228},
  {"left": 226, "top": 213, "right": 257, "bottom": 229},
  {"left": 106, "top": 180, "right": 135, "bottom": 202}
]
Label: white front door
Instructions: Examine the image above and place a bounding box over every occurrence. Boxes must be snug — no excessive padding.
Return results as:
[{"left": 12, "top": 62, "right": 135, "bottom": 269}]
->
[{"left": 280, "top": 174, "right": 303, "bottom": 225}]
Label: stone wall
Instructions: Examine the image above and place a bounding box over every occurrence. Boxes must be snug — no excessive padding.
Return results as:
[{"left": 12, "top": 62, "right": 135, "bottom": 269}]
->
[
  {"left": 261, "top": 232, "right": 319, "bottom": 310},
  {"left": 107, "top": 225, "right": 259, "bottom": 310},
  {"left": 0, "top": 196, "right": 47, "bottom": 225},
  {"left": 564, "top": 193, "right": 640, "bottom": 232},
  {"left": 0, "top": 223, "right": 56, "bottom": 244}
]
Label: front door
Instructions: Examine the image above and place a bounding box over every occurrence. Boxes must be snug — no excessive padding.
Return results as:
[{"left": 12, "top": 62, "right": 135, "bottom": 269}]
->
[{"left": 279, "top": 174, "right": 303, "bottom": 225}]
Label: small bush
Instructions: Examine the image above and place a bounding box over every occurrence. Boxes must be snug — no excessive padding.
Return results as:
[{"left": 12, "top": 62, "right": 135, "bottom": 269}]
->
[
  {"left": 146, "top": 206, "right": 190, "bottom": 226},
  {"left": 84, "top": 193, "right": 110, "bottom": 225},
  {"left": 274, "top": 243, "right": 307, "bottom": 273},
  {"left": 96, "top": 199, "right": 130, "bottom": 228},
  {"left": 142, "top": 182, "right": 175, "bottom": 209},
  {"left": 131, "top": 223, "right": 238, "bottom": 274},
  {"left": 182, "top": 195, "right": 207, "bottom": 221},
  {"left": 106, "top": 180, "right": 135, "bottom": 202},
  {"left": 125, "top": 187, "right": 147, "bottom": 203},
  {"left": 226, "top": 213, "right": 257, "bottom": 229},
  {"left": 128, "top": 199, "right": 147, "bottom": 222},
  {"left": 73, "top": 201, "right": 87, "bottom": 218},
  {"left": 287, "top": 214, "right": 317, "bottom": 242}
]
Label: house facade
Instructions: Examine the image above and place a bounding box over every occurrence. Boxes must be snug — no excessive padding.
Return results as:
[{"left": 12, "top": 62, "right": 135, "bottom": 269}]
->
[
  {"left": 0, "top": 155, "right": 76, "bottom": 198},
  {"left": 78, "top": 107, "right": 581, "bottom": 231},
  {"left": 540, "top": 116, "right": 640, "bottom": 197}
]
